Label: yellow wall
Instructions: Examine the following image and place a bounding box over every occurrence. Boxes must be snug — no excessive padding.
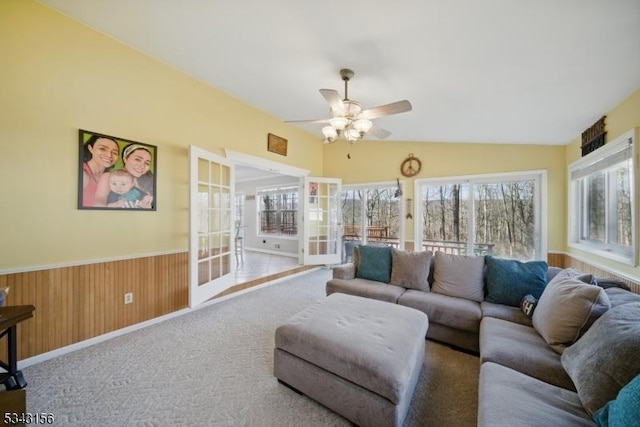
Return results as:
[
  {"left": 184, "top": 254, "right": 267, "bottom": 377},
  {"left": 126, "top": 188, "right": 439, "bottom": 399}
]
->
[
  {"left": 0, "top": 1, "right": 322, "bottom": 270},
  {"left": 1, "top": 0, "right": 638, "bottom": 283},
  {"left": 564, "top": 89, "right": 640, "bottom": 280},
  {"left": 323, "top": 140, "right": 567, "bottom": 251}
]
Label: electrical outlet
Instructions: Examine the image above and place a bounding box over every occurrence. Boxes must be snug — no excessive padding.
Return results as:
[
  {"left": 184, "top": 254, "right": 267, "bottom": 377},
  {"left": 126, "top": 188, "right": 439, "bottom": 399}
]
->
[
  {"left": 274, "top": 243, "right": 280, "bottom": 249},
  {"left": 124, "top": 292, "right": 133, "bottom": 304}
]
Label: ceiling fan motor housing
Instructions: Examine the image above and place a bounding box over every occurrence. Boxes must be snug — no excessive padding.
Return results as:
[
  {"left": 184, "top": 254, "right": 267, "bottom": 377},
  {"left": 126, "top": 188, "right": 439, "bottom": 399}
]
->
[{"left": 340, "top": 68, "right": 355, "bottom": 82}]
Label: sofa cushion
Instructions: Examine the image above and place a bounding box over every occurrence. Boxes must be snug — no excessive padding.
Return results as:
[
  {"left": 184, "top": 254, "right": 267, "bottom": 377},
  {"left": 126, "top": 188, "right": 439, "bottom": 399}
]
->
[
  {"left": 398, "top": 289, "right": 482, "bottom": 333},
  {"left": 326, "top": 278, "right": 407, "bottom": 303},
  {"left": 561, "top": 302, "right": 640, "bottom": 416},
  {"left": 592, "top": 373, "right": 640, "bottom": 427},
  {"left": 532, "top": 268, "right": 611, "bottom": 354},
  {"left": 389, "top": 248, "right": 432, "bottom": 291},
  {"left": 479, "top": 316, "right": 575, "bottom": 391},
  {"left": 481, "top": 301, "right": 533, "bottom": 326},
  {"left": 485, "top": 256, "right": 548, "bottom": 307},
  {"left": 605, "top": 287, "right": 640, "bottom": 308},
  {"left": 355, "top": 245, "right": 393, "bottom": 283},
  {"left": 431, "top": 252, "right": 485, "bottom": 302},
  {"left": 478, "top": 362, "right": 595, "bottom": 427}
]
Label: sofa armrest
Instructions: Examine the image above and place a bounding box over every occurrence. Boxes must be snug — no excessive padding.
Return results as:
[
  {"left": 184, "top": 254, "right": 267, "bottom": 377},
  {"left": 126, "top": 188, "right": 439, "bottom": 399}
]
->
[{"left": 333, "top": 263, "right": 356, "bottom": 280}]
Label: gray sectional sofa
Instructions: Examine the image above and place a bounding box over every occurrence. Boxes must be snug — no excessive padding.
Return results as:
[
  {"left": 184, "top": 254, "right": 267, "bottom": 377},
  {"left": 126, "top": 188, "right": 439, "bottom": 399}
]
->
[{"left": 326, "top": 246, "right": 640, "bottom": 426}]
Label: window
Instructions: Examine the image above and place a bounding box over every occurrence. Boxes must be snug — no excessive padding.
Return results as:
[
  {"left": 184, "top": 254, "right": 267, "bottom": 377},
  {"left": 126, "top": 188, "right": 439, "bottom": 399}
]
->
[
  {"left": 235, "top": 192, "right": 244, "bottom": 226},
  {"left": 257, "top": 185, "right": 298, "bottom": 236},
  {"left": 416, "top": 171, "right": 545, "bottom": 261},
  {"left": 568, "top": 130, "right": 636, "bottom": 264},
  {"left": 341, "top": 183, "right": 403, "bottom": 247}
]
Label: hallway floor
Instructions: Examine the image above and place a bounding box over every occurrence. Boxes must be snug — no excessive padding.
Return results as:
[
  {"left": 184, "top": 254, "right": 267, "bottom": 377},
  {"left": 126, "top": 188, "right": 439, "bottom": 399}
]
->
[{"left": 233, "top": 250, "right": 301, "bottom": 285}]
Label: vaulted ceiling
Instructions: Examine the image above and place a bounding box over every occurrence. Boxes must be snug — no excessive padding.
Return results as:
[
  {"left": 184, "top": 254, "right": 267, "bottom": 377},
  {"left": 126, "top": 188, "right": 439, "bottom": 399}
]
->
[{"left": 39, "top": 0, "right": 640, "bottom": 145}]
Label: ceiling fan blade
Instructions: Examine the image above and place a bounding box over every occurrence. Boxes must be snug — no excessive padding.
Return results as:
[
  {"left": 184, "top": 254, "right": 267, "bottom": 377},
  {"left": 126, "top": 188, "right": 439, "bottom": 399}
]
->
[
  {"left": 367, "top": 124, "right": 391, "bottom": 139},
  {"left": 284, "top": 118, "right": 331, "bottom": 124},
  {"left": 359, "top": 100, "right": 412, "bottom": 120},
  {"left": 319, "top": 89, "right": 345, "bottom": 114}
]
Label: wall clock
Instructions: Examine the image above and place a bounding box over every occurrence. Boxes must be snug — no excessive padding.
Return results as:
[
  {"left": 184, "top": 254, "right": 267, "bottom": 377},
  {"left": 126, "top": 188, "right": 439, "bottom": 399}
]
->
[{"left": 400, "top": 154, "right": 422, "bottom": 177}]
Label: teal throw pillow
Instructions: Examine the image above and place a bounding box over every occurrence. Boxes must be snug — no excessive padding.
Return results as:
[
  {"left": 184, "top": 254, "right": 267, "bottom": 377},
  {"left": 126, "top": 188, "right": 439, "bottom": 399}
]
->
[
  {"left": 356, "top": 245, "right": 393, "bottom": 283},
  {"left": 593, "top": 373, "right": 640, "bottom": 427},
  {"left": 485, "top": 256, "right": 548, "bottom": 307}
]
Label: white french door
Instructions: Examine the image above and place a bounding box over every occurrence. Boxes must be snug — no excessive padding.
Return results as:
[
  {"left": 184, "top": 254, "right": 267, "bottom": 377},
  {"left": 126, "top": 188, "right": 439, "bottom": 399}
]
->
[
  {"left": 302, "top": 177, "right": 342, "bottom": 265},
  {"left": 189, "top": 146, "right": 236, "bottom": 307}
]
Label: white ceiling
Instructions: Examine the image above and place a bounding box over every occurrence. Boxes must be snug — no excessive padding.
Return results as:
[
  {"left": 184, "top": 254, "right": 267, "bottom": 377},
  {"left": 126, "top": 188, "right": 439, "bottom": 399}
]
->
[{"left": 39, "top": 0, "right": 640, "bottom": 145}]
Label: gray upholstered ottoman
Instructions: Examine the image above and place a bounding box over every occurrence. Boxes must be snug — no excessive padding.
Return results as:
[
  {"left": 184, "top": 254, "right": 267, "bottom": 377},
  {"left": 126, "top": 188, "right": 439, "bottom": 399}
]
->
[{"left": 274, "top": 293, "right": 429, "bottom": 427}]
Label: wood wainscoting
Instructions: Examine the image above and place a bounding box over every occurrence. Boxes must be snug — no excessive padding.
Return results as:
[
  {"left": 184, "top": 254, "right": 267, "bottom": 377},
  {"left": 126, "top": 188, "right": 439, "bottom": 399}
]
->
[
  {"left": 558, "top": 254, "right": 640, "bottom": 294},
  {"left": 1, "top": 250, "right": 638, "bottom": 364},
  {"left": 0, "top": 252, "right": 188, "bottom": 361}
]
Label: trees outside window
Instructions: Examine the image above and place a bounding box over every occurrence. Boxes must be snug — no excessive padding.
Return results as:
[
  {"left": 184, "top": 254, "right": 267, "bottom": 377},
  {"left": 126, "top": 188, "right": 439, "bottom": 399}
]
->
[
  {"left": 257, "top": 185, "right": 298, "bottom": 236},
  {"left": 569, "top": 130, "right": 636, "bottom": 264},
  {"left": 341, "top": 184, "right": 402, "bottom": 246},
  {"left": 417, "top": 172, "right": 545, "bottom": 261}
]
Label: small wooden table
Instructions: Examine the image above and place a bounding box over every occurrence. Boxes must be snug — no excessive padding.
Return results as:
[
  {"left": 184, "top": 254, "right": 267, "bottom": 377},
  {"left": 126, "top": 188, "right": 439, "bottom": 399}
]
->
[{"left": 0, "top": 305, "right": 35, "bottom": 390}]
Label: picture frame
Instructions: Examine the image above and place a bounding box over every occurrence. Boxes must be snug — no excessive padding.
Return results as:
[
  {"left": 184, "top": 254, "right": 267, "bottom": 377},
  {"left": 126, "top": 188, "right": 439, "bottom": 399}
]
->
[
  {"left": 78, "top": 129, "right": 157, "bottom": 211},
  {"left": 267, "top": 133, "right": 287, "bottom": 156}
]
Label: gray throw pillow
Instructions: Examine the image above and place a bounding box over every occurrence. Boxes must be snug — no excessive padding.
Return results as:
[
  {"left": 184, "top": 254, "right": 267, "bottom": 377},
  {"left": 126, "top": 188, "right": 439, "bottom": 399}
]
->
[
  {"left": 431, "top": 252, "right": 485, "bottom": 302},
  {"left": 532, "top": 268, "right": 611, "bottom": 354},
  {"left": 561, "top": 302, "right": 640, "bottom": 416},
  {"left": 389, "top": 248, "right": 432, "bottom": 291}
]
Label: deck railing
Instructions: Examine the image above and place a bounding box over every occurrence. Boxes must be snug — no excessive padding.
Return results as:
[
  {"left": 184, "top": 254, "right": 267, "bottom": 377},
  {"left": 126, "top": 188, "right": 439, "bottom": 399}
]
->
[
  {"left": 342, "top": 226, "right": 495, "bottom": 256},
  {"left": 422, "top": 240, "right": 495, "bottom": 256}
]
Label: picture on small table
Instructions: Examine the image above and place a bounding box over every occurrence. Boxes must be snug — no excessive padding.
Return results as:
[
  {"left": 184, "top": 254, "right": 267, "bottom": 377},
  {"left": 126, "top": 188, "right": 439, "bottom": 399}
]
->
[{"left": 78, "top": 129, "right": 157, "bottom": 211}]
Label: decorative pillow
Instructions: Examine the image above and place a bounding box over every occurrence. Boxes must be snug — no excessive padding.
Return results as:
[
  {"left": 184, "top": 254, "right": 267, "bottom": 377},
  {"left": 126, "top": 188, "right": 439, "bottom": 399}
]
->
[
  {"left": 355, "top": 245, "right": 393, "bottom": 283},
  {"left": 389, "top": 248, "right": 432, "bottom": 291},
  {"left": 431, "top": 252, "right": 485, "bottom": 302},
  {"left": 485, "top": 256, "right": 548, "bottom": 307},
  {"left": 593, "top": 373, "right": 640, "bottom": 427},
  {"left": 532, "top": 268, "right": 611, "bottom": 353},
  {"left": 561, "top": 302, "right": 640, "bottom": 416},
  {"left": 519, "top": 294, "right": 538, "bottom": 318}
]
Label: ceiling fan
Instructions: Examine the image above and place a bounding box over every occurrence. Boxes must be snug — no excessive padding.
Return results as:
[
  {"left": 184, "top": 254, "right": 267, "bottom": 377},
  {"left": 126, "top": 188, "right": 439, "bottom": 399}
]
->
[{"left": 286, "top": 68, "right": 412, "bottom": 145}]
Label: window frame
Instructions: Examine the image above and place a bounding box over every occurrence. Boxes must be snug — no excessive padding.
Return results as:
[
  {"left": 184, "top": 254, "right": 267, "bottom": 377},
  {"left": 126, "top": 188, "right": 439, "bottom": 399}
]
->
[
  {"left": 568, "top": 129, "right": 637, "bottom": 265},
  {"left": 256, "top": 183, "right": 299, "bottom": 238},
  {"left": 414, "top": 170, "right": 547, "bottom": 261},
  {"left": 341, "top": 181, "right": 405, "bottom": 249}
]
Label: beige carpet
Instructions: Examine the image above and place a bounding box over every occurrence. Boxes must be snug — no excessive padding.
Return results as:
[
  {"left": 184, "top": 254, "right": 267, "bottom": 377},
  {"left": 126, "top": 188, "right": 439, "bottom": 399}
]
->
[{"left": 23, "top": 268, "right": 479, "bottom": 426}]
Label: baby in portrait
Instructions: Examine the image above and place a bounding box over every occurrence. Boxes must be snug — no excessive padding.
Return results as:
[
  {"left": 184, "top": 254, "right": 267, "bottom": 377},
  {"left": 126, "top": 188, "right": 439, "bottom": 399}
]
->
[{"left": 107, "top": 169, "right": 148, "bottom": 208}]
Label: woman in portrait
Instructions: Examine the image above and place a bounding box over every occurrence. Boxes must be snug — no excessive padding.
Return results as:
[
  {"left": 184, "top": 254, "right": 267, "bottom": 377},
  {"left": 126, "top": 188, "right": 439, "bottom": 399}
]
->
[
  {"left": 81, "top": 135, "right": 119, "bottom": 207},
  {"left": 93, "top": 143, "right": 155, "bottom": 209}
]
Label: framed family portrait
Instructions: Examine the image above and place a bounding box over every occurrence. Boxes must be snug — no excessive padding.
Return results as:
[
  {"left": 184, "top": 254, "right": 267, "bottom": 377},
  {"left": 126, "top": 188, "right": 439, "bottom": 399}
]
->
[{"left": 78, "top": 129, "right": 157, "bottom": 211}]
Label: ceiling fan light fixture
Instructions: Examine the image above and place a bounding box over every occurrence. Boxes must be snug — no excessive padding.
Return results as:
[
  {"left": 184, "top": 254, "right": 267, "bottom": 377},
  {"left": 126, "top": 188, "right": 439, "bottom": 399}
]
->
[
  {"left": 345, "top": 128, "right": 361, "bottom": 141},
  {"left": 329, "top": 116, "right": 348, "bottom": 131},
  {"left": 322, "top": 125, "right": 338, "bottom": 141},
  {"left": 353, "top": 118, "right": 372, "bottom": 136}
]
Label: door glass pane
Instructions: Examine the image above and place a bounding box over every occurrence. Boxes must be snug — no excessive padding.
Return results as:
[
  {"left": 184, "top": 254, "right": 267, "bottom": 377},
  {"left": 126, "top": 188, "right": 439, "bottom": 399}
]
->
[
  {"left": 198, "top": 236, "right": 209, "bottom": 260},
  {"left": 474, "top": 180, "right": 535, "bottom": 259},
  {"left": 421, "top": 183, "right": 469, "bottom": 254},
  {"left": 342, "top": 188, "right": 363, "bottom": 238},
  {"left": 198, "top": 185, "right": 209, "bottom": 233},
  {"left": 210, "top": 258, "right": 221, "bottom": 280},
  {"left": 221, "top": 165, "right": 230, "bottom": 186},
  {"left": 210, "top": 162, "right": 221, "bottom": 185},
  {"left": 198, "top": 159, "right": 209, "bottom": 182},
  {"left": 365, "top": 187, "right": 400, "bottom": 245},
  {"left": 198, "top": 260, "right": 209, "bottom": 285}
]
